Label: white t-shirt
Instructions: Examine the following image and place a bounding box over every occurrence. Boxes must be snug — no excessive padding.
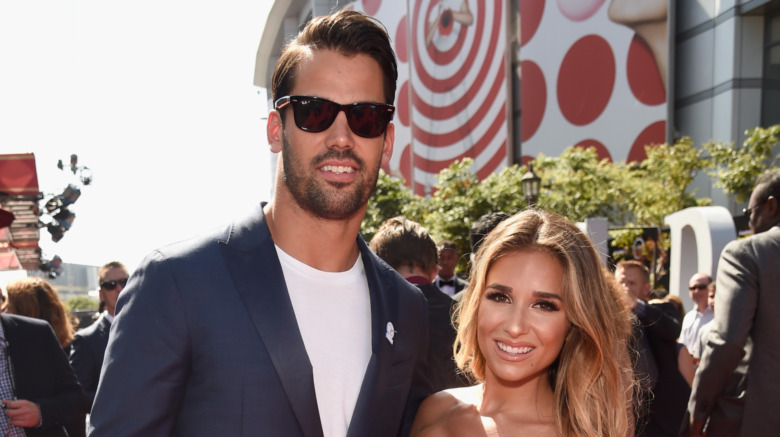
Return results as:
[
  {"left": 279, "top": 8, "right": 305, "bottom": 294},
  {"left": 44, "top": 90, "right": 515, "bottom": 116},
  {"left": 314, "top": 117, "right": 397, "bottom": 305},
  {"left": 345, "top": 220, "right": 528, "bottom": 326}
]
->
[{"left": 276, "top": 246, "right": 372, "bottom": 437}]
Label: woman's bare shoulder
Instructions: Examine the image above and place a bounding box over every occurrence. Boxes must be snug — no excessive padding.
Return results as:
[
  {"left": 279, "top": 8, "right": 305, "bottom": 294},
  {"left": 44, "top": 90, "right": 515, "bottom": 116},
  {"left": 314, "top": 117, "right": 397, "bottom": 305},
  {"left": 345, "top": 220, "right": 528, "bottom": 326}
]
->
[{"left": 410, "top": 386, "right": 484, "bottom": 437}]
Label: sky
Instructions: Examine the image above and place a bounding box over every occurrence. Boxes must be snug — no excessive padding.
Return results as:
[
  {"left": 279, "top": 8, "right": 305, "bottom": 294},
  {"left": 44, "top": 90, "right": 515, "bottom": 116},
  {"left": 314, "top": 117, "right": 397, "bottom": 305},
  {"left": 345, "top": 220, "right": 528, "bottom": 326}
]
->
[{"left": 1, "top": 1, "right": 276, "bottom": 275}]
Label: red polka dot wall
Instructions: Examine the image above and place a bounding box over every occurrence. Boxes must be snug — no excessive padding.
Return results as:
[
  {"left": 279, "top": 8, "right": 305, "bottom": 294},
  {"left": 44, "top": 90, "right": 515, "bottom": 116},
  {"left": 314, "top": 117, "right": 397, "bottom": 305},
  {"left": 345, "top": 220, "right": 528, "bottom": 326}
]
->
[
  {"left": 349, "top": 0, "right": 668, "bottom": 194},
  {"left": 519, "top": 0, "right": 667, "bottom": 164}
]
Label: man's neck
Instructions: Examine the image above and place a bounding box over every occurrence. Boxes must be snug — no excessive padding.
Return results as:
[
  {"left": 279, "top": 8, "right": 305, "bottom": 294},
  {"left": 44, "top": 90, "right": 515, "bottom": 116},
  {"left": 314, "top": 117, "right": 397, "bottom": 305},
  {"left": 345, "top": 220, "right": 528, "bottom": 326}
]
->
[
  {"left": 396, "top": 265, "right": 434, "bottom": 284},
  {"left": 263, "top": 197, "right": 363, "bottom": 272}
]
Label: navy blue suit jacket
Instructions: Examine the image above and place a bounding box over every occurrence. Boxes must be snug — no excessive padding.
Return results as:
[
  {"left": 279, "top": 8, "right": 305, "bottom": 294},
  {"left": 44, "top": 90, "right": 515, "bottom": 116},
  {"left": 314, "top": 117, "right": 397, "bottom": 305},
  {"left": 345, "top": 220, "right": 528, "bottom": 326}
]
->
[
  {"left": 69, "top": 314, "right": 111, "bottom": 407},
  {"left": 88, "top": 204, "right": 431, "bottom": 436}
]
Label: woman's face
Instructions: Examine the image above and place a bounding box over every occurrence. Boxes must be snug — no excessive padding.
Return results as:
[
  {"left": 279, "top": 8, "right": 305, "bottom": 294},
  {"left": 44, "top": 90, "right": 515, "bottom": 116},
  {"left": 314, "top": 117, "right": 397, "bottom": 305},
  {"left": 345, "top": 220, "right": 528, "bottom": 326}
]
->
[{"left": 477, "top": 249, "right": 570, "bottom": 385}]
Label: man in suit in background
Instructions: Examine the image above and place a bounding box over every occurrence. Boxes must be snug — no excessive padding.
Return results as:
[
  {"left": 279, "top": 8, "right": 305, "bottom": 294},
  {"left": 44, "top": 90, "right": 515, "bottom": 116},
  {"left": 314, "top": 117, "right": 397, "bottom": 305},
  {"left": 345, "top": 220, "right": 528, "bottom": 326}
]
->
[
  {"left": 370, "top": 216, "right": 469, "bottom": 392},
  {"left": 0, "top": 313, "right": 87, "bottom": 437},
  {"left": 69, "top": 261, "right": 129, "bottom": 407},
  {"left": 687, "top": 168, "right": 780, "bottom": 436},
  {"left": 88, "top": 10, "right": 430, "bottom": 437},
  {"left": 433, "top": 241, "right": 468, "bottom": 297},
  {"left": 616, "top": 260, "right": 688, "bottom": 437}
]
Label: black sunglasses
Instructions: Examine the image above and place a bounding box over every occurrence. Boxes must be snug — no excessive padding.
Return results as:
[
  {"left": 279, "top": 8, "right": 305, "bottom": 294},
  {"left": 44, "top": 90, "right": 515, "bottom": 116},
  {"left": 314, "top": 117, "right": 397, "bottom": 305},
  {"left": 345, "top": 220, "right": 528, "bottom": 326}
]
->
[
  {"left": 100, "top": 278, "right": 128, "bottom": 291},
  {"left": 274, "top": 95, "right": 395, "bottom": 138},
  {"left": 743, "top": 196, "right": 774, "bottom": 219},
  {"left": 689, "top": 284, "right": 709, "bottom": 291}
]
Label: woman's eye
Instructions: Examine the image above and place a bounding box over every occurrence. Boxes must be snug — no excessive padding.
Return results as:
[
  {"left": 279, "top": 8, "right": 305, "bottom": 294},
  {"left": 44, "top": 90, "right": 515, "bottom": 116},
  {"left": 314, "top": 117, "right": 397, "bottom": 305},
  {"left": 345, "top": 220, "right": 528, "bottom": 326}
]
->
[
  {"left": 533, "top": 300, "right": 560, "bottom": 312},
  {"left": 486, "top": 291, "right": 511, "bottom": 303}
]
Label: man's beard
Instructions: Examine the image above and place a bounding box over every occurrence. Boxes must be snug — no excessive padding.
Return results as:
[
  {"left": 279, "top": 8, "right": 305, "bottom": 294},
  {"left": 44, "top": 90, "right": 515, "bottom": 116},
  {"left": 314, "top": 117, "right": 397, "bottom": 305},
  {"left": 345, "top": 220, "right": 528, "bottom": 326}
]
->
[{"left": 281, "top": 134, "right": 381, "bottom": 220}]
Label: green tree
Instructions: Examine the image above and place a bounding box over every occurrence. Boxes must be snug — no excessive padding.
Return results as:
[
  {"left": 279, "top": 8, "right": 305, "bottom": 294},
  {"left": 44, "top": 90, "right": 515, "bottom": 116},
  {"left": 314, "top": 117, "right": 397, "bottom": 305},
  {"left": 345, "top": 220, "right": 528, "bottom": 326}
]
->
[
  {"left": 66, "top": 296, "right": 99, "bottom": 312},
  {"left": 472, "top": 164, "right": 529, "bottom": 217},
  {"left": 704, "top": 124, "right": 780, "bottom": 203},
  {"left": 424, "top": 158, "right": 481, "bottom": 262},
  {"left": 361, "top": 170, "right": 416, "bottom": 242},
  {"left": 533, "top": 146, "right": 625, "bottom": 223},
  {"left": 621, "top": 137, "right": 711, "bottom": 227}
]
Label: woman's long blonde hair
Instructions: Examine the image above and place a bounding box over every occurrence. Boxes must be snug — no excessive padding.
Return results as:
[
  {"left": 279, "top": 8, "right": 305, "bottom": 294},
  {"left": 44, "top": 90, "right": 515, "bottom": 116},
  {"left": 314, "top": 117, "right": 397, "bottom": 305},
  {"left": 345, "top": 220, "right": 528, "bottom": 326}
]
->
[
  {"left": 5, "top": 277, "right": 74, "bottom": 349},
  {"left": 454, "top": 210, "right": 636, "bottom": 436}
]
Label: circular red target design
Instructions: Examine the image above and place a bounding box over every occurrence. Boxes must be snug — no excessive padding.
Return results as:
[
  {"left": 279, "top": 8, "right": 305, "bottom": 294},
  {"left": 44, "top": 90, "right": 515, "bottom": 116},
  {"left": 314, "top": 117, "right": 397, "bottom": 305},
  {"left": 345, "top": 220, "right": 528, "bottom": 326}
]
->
[{"left": 408, "top": 0, "right": 508, "bottom": 180}]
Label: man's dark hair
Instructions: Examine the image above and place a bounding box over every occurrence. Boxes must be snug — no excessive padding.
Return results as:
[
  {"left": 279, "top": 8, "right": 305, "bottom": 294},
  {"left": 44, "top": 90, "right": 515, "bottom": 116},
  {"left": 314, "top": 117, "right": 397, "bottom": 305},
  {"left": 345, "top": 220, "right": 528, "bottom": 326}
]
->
[
  {"left": 271, "top": 10, "right": 398, "bottom": 105},
  {"left": 437, "top": 240, "right": 460, "bottom": 256},
  {"left": 369, "top": 216, "right": 438, "bottom": 273},
  {"left": 755, "top": 167, "right": 780, "bottom": 202},
  {"left": 469, "top": 212, "right": 510, "bottom": 254}
]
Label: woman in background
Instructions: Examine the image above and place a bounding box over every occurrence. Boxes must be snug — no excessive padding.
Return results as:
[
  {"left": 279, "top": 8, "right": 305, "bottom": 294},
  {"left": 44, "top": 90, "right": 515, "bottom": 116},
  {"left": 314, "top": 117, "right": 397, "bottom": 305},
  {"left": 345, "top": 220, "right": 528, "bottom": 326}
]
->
[{"left": 4, "top": 277, "right": 74, "bottom": 353}]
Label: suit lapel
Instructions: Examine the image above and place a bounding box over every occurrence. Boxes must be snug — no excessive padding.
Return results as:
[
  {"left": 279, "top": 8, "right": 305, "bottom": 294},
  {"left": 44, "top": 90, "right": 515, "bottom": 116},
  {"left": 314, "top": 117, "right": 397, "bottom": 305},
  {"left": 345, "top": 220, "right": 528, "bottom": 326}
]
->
[
  {"left": 347, "top": 239, "right": 400, "bottom": 437},
  {"left": 220, "top": 204, "right": 323, "bottom": 437}
]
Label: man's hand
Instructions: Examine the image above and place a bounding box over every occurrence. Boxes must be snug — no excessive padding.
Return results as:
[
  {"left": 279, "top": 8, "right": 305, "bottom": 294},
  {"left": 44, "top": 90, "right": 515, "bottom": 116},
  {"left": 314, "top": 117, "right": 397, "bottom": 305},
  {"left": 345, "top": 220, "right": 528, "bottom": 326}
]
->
[{"left": 3, "top": 399, "right": 41, "bottom": 428}]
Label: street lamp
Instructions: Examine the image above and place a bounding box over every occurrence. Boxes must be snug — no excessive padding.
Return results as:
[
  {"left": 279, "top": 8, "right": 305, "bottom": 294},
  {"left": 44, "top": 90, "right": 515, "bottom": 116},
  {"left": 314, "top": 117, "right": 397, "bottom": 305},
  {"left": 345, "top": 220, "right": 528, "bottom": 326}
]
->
[{"left": 521, "top": 164, "right": 541, "bottom": 207}]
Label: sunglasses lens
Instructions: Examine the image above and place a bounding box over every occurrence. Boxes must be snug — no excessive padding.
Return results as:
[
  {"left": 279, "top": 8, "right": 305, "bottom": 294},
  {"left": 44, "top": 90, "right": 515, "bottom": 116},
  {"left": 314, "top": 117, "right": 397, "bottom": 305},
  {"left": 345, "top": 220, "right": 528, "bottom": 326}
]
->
[
  {"left": 291, "top": 97, "right": 338, "bottom": 133},
  {"left": 347, "top": 104, "right": 391, "bottom": 138},
  {"left": 101, "top": 278, "right": 128, "bottom": 290}
]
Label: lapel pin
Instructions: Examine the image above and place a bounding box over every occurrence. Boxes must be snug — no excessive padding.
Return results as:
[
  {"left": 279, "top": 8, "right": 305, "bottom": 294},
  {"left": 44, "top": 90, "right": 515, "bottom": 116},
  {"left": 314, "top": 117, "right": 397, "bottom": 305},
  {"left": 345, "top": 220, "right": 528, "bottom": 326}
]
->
[{"left": 385, "top": 321, "right": 397, "bottom": 345}]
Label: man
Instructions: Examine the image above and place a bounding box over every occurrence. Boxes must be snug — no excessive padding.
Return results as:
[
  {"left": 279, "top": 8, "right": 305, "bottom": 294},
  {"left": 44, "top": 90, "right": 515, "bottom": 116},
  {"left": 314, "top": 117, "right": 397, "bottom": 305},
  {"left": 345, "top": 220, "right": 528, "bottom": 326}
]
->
[
  {"left": 69, "top": 261, "right": 129, "bottom": 407},
  {"left": 0, "top": 312, "right": 87, "bottom": 437},
  {"left": 88, "top": 11, "right": 430, "bottom": 437},
  {"left": 433, "top": 241, "right": 468, "bottom": 297},
  {"left": 687, "top": 168, "right": 780, "bottom": 436},
  {"left": 615, "top": 260, "right": 688, "bottom": 437},
  {"left": 680, "top": 273, "right": 714, "bottom": 352},
  {"left": 369, "top": 216, "right": 468, "bottom": 392}
]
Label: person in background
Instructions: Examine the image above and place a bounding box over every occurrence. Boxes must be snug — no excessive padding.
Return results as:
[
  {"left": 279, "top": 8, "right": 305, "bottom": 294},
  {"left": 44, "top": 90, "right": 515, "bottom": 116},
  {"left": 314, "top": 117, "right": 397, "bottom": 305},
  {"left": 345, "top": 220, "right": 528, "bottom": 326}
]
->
[
  {"left": 1, "top": 279, "right": 88, "bottom": 437},
  {"left": 69, "top": 261, "right": 129, "bottom": 407},
  {"left": 615, "top": 260, "right": 688, "bottom": 437},
  {"left": 370, "top": 216, "right": 468, "bottom": 391},
  {"left": 452, "top": 212, "right": 511, "bottom": 303},
  {"left": 4, "top": 278, "right": 74, "bottom": 353},
  {"left": 468, "top": 212, "right": 510, "bottom": 262},
  {"left": 88, "top": 10, "right": 430, "bottom": 437},
  {"left": 686, "top": 168, "right": 780, "bottom": 436},
  {"left": 411, "top": 210, "right": 636, "bottom": 437},
  {"left": 680, "top": 273, "right": 714, "bottom": 355},
  {"left": 650, "top": 294, "right": 695, "bottom": 387},
  {"left": 434, "top": 241, "right": 468, "bottom": 297}
]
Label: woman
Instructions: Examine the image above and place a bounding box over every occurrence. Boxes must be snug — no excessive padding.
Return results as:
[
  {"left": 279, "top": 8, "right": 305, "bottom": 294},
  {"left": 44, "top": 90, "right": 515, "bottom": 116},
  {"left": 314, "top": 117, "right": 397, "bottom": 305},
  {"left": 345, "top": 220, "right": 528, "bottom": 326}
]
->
[
  {"left": 411, "top": 210, "right": 636, "bottom": 436},
  {"left": 4, "top": 277, "right": 74, "bottom": 352}
]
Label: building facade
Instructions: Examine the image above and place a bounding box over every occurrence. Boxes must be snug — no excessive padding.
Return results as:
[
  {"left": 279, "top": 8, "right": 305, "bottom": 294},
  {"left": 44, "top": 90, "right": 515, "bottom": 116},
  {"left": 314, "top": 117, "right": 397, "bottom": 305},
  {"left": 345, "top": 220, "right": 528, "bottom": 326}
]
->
[{"left": 254, "top": 0, "right": 780, "bottom": 213}]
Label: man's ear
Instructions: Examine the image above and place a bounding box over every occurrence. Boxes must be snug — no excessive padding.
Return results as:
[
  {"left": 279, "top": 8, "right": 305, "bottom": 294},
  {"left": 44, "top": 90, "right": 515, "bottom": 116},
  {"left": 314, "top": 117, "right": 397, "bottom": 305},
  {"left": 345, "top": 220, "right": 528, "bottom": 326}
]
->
[
  {"left": 381, "top": 122, "right": 395, "bottom": 166},
  {"left": 427, "top": 265, "right": 439, "bottom": 282},
  {"left": 267, "top": 110, "right": 284, "bottom": 153},
  {"left": 766, "top": 195, "right": 779, "bottom": 219}
]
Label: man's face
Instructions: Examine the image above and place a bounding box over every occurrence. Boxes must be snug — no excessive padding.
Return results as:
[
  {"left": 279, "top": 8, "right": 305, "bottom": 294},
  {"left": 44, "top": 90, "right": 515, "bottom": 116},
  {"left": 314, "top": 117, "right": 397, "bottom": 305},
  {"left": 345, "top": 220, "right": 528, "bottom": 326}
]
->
[
  {"left": 615, "top": 266, "right": 650, "bottom": 302},
  {"left": 688, "top": 273, "right": 711, "bottom": 304},
  {"left": 268, "top": 49, "right": 393, "bottom": 221},
  {"left": 99, "top": 266, "right": 129, "bottom": 316},
  {"left": 438, "top": 248, "right": 459, "bottom": 278}
]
